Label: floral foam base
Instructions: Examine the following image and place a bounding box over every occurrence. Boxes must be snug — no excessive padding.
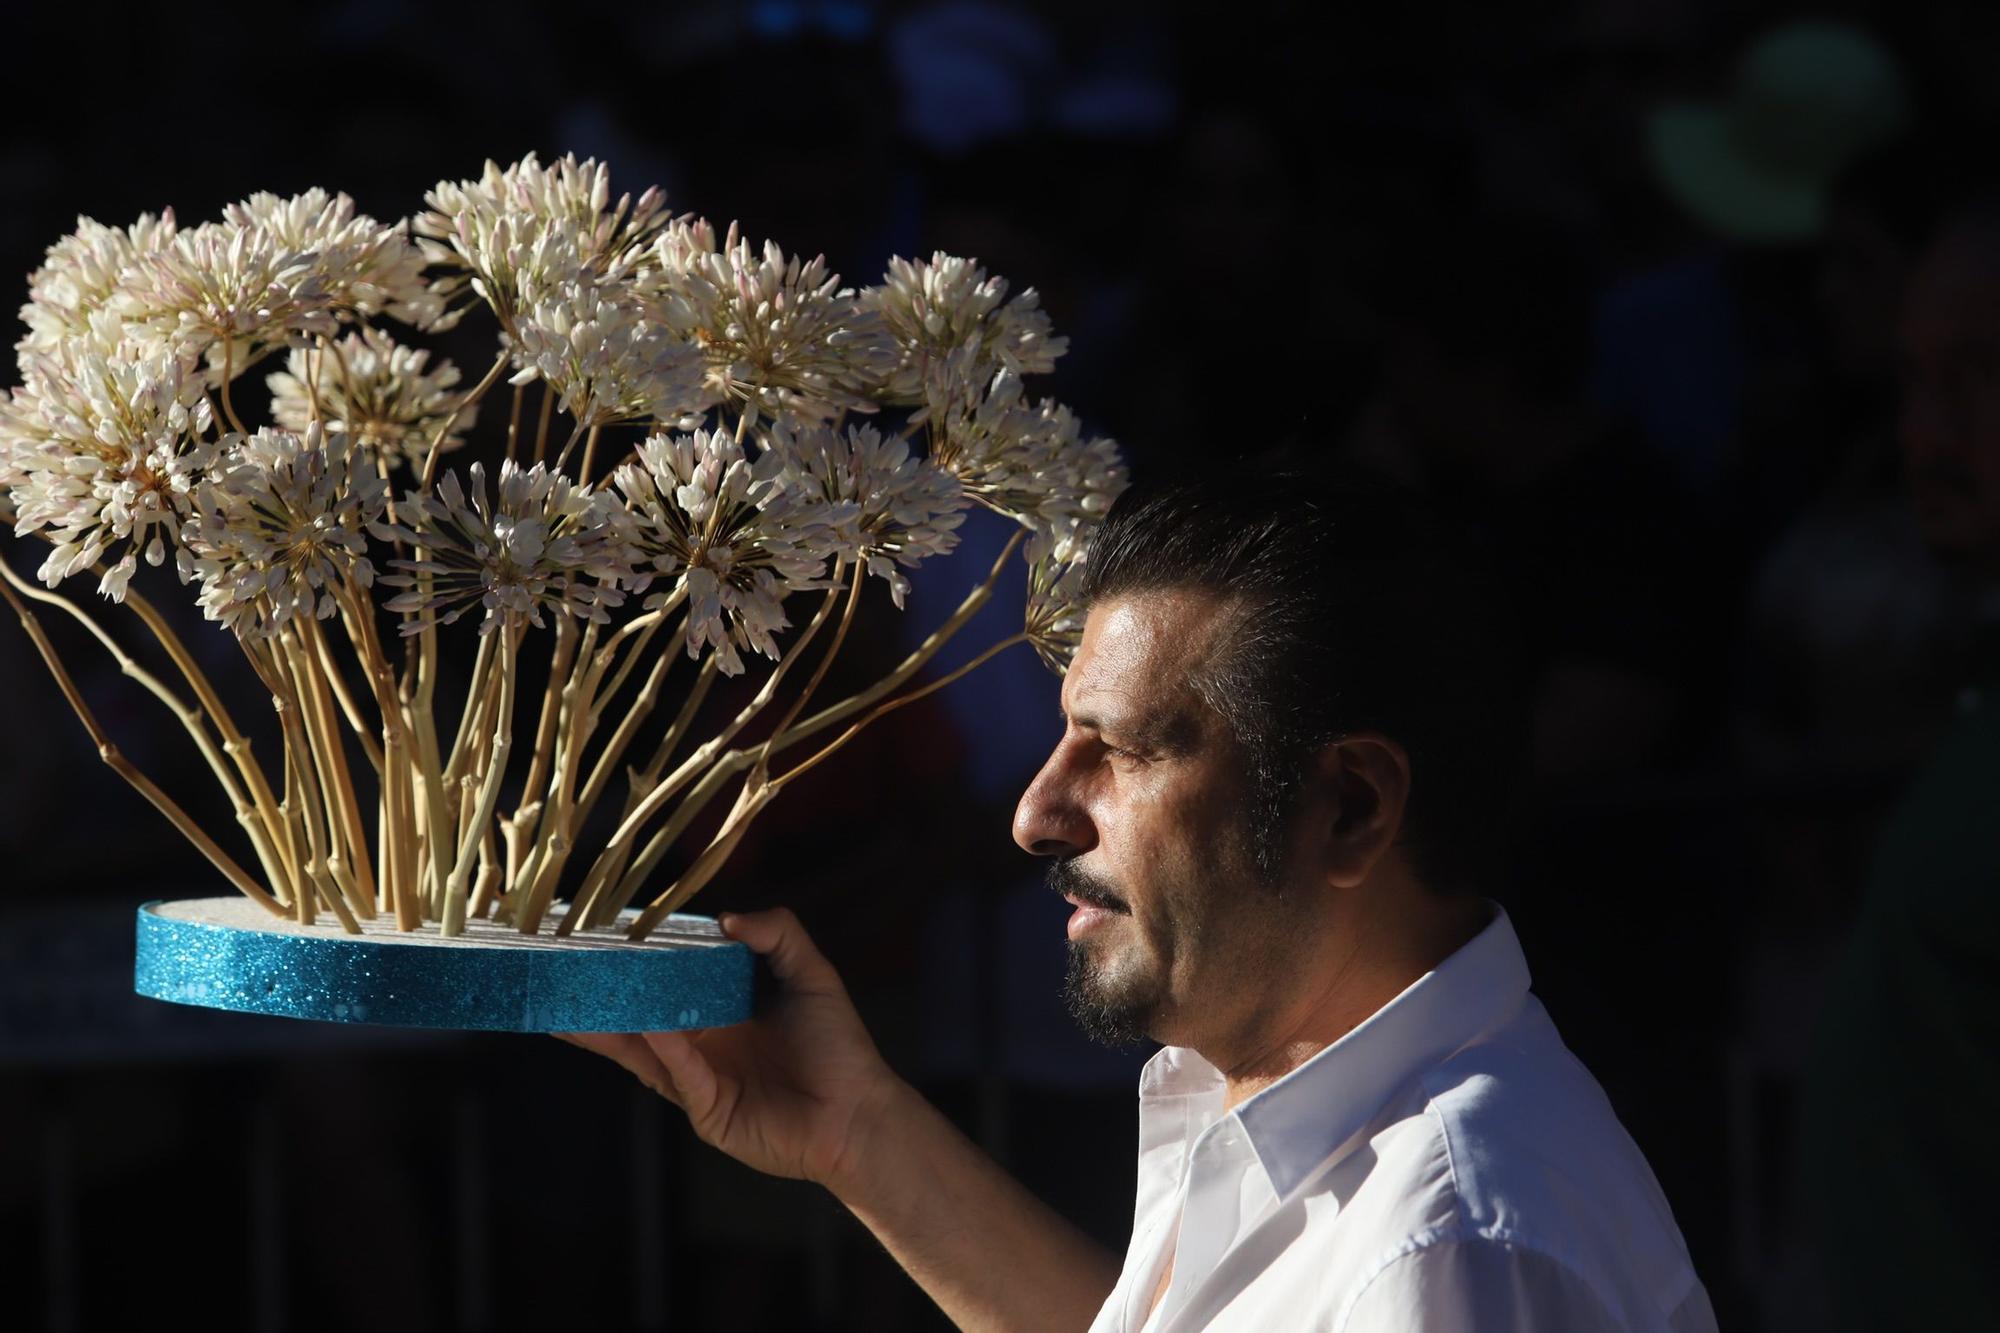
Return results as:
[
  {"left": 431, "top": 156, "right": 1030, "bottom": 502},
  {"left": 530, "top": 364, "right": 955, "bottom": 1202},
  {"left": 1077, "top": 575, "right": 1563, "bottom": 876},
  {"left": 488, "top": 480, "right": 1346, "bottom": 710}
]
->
[{"left": 134, "top": 897, "right": 752, "bottom": 1032}]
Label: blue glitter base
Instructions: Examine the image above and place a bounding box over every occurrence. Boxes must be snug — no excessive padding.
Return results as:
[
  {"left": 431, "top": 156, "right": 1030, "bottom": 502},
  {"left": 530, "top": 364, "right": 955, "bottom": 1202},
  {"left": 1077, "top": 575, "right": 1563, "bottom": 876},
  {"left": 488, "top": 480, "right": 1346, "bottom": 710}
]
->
[{"left": 134, "top": 898, "right": 753, "bottom": 1033}]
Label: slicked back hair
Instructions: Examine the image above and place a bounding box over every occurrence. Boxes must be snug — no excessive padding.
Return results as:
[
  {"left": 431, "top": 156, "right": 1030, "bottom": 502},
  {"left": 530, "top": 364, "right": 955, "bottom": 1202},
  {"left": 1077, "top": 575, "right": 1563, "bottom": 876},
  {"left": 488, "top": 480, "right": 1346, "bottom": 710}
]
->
[{"left": 1074, "top": 459, "right": 1527, "bottom": 899}]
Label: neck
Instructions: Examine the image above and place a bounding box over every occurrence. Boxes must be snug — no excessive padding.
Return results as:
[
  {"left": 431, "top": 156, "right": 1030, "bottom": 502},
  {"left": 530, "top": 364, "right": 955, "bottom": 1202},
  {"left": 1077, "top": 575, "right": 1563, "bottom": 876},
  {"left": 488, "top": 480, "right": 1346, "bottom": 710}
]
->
[{"left": 1213, "top": 887, "right": 1494, "bottom": 1113}]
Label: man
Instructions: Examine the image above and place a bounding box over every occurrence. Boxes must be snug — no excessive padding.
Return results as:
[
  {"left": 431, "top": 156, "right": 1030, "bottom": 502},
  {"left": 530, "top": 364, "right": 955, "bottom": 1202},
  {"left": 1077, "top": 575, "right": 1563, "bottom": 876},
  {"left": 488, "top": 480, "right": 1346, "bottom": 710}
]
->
[
  {"left": 560, "top": 468, "right": 1718, "bottom": 1330},
  {"left": 1791, "top": 198, "right": 2000, "bottom": 1331}
]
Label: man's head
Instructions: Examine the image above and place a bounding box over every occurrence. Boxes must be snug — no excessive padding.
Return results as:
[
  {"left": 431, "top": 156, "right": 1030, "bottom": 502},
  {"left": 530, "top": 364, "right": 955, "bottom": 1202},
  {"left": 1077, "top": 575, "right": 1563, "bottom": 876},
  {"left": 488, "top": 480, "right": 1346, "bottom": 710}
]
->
[
  {"left": 1900, "top": 202, "right": 2000, "bottom": 573},
  {"left": 1013, "top": 465, "right": 1525, "bottom": 1050}
]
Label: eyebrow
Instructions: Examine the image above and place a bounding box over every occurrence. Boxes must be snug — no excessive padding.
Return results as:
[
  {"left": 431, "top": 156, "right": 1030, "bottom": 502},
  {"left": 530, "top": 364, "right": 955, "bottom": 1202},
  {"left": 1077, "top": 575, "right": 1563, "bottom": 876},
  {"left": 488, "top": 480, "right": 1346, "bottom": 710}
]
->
[{"left": 1062, "top": 705, "right": 1199, "bottom": 756}]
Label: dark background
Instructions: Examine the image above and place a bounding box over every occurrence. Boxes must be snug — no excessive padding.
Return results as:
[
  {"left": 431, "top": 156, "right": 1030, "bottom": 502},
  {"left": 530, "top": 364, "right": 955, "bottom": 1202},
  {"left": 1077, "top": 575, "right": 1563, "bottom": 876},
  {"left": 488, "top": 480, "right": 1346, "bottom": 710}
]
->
[{"left": 1, "top": 0, "right": 1988, "bottom": 1328}]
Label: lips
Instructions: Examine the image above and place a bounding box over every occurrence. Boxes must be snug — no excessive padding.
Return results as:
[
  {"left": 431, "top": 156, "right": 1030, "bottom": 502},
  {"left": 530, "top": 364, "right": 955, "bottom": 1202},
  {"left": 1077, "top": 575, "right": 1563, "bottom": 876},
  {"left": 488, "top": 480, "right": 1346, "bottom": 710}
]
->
[{"left": 1047, "top": 857, "right": 1129, "bottom": 914}]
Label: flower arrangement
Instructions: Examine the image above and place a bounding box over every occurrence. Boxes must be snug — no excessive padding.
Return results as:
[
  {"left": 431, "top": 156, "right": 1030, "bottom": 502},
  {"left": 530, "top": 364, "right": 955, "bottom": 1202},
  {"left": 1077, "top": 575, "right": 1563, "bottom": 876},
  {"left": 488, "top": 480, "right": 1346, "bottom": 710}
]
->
[{"left": 1, "top": 154, "right": 1124, "bottom": 943}]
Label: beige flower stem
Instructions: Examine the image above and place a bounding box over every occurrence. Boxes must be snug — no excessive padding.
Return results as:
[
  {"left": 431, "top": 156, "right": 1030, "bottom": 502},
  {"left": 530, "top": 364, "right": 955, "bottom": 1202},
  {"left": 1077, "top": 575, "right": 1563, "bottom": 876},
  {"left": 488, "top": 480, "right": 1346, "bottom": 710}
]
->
[
  {"left": 272, "top": 632, "right": 360, "bottom": 933},
  {"left": 584, "top": 603, "right": 675, "bottom": 722},
  {"left": 558, "top": 653, "right": 721, "bottom": 933},
  {"left": 468, "top": 822, "right": 502, "bottom": 920},
  {"left": 307, "top": 606, "right": 385, "bottom": 773},
  {"left": 409, "top": 618, "right": 455, "bottom": 919},
  {"left": 295, "top": 614, "right": 379, "bottom": 918},
  {"left": 441, "top": 627, "right": 501, "bottom": 791},
  {"left": 594, "top": 536, "right": 1028, "bottom": 934},
  {"left": 530, "top": 384, "right": 556, "bottom": 465},
  {"left": 342, "top": 585, "right": 422, "bottom": 930},
  {"left": 620, "top": 630, "right": 1033, "bottom": 941},
  {"left": 218, "top": 338, "right": 249, "bottom": 435},
  {"left": 624, "top": 781, "right": 777, "bottom": 939},
  {"left": 569, "top": 585, "right": 843, "bottom": 929},
  {"left": 578, "top": 423, "right": 604, "bottom": 484},
  {"left": 240, "top": 638, "right": 313, "bottom": 923},
  {"left": 564, "top": 609, "right": 689, "bottom": 867},
  {"left": 550, "top": 420, "right": 589, "bottom": 475},
  {"left": 759, "top": 526, "right": 1026, "bottom": 757},
  {"left": 285, "top": 636, "right": 372, "bottom": 926},
  {"left": 587, "top": 746, "right": 752, "bottom": 931},
  {"left": 418, "top": 351, "right": 511, "bottom": 490},
  {"left": 632, "top": 654, "right": 721, "bottom": 796},
  {"left": 116, "top": 583, "right": 289, "bottom": 887},
  {"left": 749, "top": 558, "right": 864, "bottom": 780},
  {"left": 496, "top": 617, "right": 576, "bottom": 885},
  {"left": 509, "top": 621, "right": 605, "bottom": 932},
  {"left": 503, "top": 382, "right": 526, "bottom": 465},
  {"left": 771, "top": 632, "right": 1031, "bottom": 796},
  {"left": 441, "top": 623, "right": 517, "bottom": 936},
  {"left": 0, "top": 565, "right": 288, "bottom": 917},
  {"left": 518, "top": 612, "right": 667, "bottom": 898},
  {"left": 519, "top": 610, "right": 681, "bottom": 931}
]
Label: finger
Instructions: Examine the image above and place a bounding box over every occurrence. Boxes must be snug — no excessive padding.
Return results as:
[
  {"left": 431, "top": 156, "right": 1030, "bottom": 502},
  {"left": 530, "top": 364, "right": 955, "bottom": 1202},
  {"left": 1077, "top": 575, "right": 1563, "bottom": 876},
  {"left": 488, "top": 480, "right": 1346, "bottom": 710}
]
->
[
  {"left": 640, "top": 1029, "right": 718, "bottom": 1122},
  {"left": 553, "top": 1030, "right": 683, "bottom": 1106},
  {"left": 717, "top": 907, "right": 842, "bottom": 994}
]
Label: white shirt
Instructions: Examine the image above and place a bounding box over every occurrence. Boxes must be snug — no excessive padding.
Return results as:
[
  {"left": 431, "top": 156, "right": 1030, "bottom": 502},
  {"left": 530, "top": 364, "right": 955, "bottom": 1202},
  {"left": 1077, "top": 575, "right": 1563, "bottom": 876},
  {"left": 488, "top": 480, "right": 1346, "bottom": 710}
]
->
[{"left": 1089, "top": 901, "right": 1719, "bottom": 1332}]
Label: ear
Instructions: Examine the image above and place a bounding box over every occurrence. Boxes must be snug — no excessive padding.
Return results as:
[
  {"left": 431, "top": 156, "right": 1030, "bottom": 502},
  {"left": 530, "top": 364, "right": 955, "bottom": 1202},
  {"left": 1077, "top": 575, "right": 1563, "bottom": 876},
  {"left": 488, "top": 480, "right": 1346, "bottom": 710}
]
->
[{"left": 1311, "top": 733, "right": 1412, "bottom": 889}]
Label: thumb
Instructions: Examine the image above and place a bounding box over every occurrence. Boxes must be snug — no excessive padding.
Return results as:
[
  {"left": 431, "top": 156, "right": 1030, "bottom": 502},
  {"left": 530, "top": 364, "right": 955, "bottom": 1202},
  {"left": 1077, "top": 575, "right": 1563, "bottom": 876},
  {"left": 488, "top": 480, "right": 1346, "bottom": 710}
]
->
[
  {"left": 641, "top": 1029, "right": 719, "bottom": 1124},
  {"left": 718, "top": 907, "right": 842, "bottom": 995}
]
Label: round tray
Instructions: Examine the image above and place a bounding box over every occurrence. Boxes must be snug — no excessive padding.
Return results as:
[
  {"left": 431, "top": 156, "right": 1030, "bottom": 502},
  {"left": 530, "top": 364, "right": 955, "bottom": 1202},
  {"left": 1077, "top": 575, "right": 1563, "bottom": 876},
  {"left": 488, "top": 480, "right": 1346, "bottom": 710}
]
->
[{"left": 134, "top": 897, "right": 753, "bottom": 1033}]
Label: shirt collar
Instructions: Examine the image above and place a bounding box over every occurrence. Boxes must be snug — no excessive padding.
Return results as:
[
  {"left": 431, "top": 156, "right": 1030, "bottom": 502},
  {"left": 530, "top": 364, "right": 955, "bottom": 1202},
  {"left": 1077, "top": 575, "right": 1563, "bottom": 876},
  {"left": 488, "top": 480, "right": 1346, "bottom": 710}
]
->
[{"left": 1137, "top": 898, "right": 1532, "bottom": 1200}]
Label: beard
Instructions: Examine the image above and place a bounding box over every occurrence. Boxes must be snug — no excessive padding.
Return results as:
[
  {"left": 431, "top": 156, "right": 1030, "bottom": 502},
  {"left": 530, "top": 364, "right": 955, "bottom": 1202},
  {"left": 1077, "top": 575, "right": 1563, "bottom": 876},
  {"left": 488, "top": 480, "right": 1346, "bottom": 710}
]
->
[
  {"left": 1062, "top": 942, "right": 1156, "bottom": 1048},
  {"left": 1049, "top": 857, "right": 1158, "bottom": 1048}
]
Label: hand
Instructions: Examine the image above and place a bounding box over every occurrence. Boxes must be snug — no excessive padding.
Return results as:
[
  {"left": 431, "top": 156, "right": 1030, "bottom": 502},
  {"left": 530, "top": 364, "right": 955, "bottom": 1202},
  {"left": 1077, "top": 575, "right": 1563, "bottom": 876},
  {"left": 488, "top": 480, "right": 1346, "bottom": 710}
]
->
[{"left": 553, "top": 907, "right": 904, "bottom": 1193}]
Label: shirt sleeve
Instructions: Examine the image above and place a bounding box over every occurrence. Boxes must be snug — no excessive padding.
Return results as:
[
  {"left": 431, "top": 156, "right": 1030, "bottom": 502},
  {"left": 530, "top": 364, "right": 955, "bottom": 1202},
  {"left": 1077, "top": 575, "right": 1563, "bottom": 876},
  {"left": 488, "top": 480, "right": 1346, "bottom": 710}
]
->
[{"left": 1337, "top": 1237, "right": 1627, "bottom": 1333}]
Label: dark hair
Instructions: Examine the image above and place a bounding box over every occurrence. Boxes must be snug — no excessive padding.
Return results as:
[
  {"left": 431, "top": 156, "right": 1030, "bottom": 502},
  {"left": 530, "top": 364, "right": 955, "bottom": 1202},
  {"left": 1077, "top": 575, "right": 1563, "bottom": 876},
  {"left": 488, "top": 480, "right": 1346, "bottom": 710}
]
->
[{"left": 1075, "top": 456, "right": 1527, "bottom": 899}]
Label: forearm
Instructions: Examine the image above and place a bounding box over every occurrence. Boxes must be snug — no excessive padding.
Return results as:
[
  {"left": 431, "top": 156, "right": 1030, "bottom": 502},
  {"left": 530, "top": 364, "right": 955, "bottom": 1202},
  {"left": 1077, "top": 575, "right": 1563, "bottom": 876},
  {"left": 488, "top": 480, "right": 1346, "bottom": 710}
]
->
[{"left": 831, "top": 1077, "right": 1121, "bottom": 1331}]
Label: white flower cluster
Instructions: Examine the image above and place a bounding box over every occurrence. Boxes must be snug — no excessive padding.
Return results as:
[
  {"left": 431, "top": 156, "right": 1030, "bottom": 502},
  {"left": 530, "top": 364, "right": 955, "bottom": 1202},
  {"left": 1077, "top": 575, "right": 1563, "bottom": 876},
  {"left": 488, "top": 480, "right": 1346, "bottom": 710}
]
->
[
  {"left": 768, "top": 420, "right": 967, "bottom": 609},
  {"left": 117, "top": 190, "right": 436, "bottom": 379},
  {"left": 3, "top": 153, "right": 1130, "bottom": 680},
  {"left": 505, "top": 278, "right": 705, "bottom": 430},
  {"left": 182, "top": 425, "right": 388, "bottom": 639},
  {"left": 15, "top": 211, "right": 178, "bottom": 358},
  {"left": 267, "top": 327, "right": 476, "bottom": 473},
  {"left": 4, "top": 332, "right": 212, "bottom": 600},
  {"left": 413, "top": 153, "right": 670, "bottom": 325},
  {"left": 862, "top": 252, "right": 1066, "bottom": 406},
  {"left": 927, "top": 367, "right": 1128, "bottom": 552},
  {"left": 377, "top": 460, "right": 636, "bottom": 634},
  {"left": 1024, "top": 523, "right": 1092, "bottom": 673},
  {"left": 612, "top": 429, "right": 853, "bottom": 675},
  {"left": 643, "top": 219, "right": 894, "bottom": 427}
]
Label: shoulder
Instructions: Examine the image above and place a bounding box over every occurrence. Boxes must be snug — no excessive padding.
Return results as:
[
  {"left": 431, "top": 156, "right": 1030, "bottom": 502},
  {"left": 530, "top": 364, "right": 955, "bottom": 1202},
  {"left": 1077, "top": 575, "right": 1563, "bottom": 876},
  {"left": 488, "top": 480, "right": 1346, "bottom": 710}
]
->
[{"left": 1338, "top": 998, "right": 1709, "bottom": 1331}]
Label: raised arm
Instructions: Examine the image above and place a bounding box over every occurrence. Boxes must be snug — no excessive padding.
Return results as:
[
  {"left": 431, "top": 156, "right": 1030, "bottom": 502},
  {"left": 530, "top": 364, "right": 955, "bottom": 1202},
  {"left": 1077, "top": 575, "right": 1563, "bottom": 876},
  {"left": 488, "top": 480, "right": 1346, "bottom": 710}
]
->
[{"left": 556, "top": 907, "right": 1121, "bottom": 1331}]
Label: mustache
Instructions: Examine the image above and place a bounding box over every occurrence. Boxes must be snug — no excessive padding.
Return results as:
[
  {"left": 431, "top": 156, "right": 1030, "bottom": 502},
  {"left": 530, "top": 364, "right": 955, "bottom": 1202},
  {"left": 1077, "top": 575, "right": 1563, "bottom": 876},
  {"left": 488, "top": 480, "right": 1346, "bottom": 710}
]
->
[{"left": 1047, "top": 857, "right": 1130, "bottom": 913}]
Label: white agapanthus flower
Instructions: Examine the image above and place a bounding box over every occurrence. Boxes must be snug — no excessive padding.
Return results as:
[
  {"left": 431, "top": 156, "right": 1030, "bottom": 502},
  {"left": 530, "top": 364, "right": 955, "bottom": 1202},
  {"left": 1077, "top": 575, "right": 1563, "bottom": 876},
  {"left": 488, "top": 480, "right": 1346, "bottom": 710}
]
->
[
  {"left": 925, "top": 367, "right": 1128, "bottom": 534},
  {"left": 267, "top": 328, "right": 476, "bottom": 474},
  {"left": 16, "top": 211, "right": 178, "bottom": 362},
  {"left": 117, "top": 218, "right": 334, "bottom": 378},
  {"left": 767, "top": 419, "right": 967, "bottom": 608},
  {"left": 611, "top": 428, "right": 854, "bottom": 675},
  {"left": 861, "top": 252, "right": 1067, "bottom": 406},
  {"left": 181, "top": 424, "right": 387, "bottom": 639},
  {"left": 4, "top": 336, "right": 213, "bottom": 601},
  {"left": 642, "top": 218, "right": 895, "bottom": 427},
  {"left": 505, "top": 277, "right": 706, "bottom": 430},
  {"left": 222, "top": 189, "right": 443, "bottom": 331},
  {"left": 1024, "top": 522, "right": 1091, "bottom": 673},
  {"left": 376, "top": 460, "right": 637, "bottom": 634},
  {"left": 414, "top": 154, "right": 671, "bottom": 327}
]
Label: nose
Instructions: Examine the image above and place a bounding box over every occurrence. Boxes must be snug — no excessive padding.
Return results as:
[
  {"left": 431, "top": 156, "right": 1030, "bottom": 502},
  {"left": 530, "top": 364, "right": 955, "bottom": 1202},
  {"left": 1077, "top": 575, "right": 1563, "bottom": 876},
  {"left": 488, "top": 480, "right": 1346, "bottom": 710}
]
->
[{"left": 1013, "top": 739, "right": 1096, "bottom": 858}]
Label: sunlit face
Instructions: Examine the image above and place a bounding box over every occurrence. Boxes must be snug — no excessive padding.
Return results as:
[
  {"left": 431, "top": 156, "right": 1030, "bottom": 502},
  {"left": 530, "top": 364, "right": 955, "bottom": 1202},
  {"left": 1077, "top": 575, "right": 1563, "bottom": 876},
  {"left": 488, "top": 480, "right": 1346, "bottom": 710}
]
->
[
  {"left": 1012, "top": 589, "right": 1304, "bottom": 1048},
  {"left": 1898, "top": 221, "right": 2000, "bottom": 568}
]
